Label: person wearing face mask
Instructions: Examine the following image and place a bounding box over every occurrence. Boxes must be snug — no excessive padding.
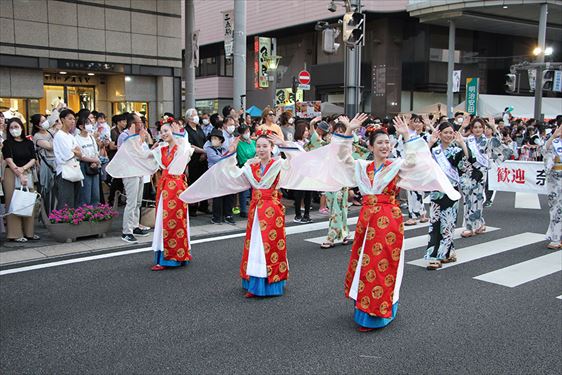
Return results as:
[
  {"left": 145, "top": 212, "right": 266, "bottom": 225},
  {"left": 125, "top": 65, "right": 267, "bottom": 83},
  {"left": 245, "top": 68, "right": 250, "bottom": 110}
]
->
[
  {"left": 2, "top": 118, "right": 38, "bottom": 242},
  {"left": 221, "top": 116, "right": 237, "bottom": 150},
  {"left": 75, "top": 112, "right": 101, "bottom": 205},
  {"left": 31, "top": 111, "right": 59, "bottom": 213},
  {"left": 236, "top": 124, "right": 256, "bottom": 219},
  {"left": 204, "top": 127, "right": 235, "bottom": 224},
  {"left": 53, "top": 109, "right": 83, "bottom": 210},
  {"left": 279, "top": 111, "right": 295, "bottom": 142},
  {"left": 200, "top": 113, "right": 213, "bottom": 137},
  {"left": 185, "top": 108, "right": 210, "bottom": 216}
]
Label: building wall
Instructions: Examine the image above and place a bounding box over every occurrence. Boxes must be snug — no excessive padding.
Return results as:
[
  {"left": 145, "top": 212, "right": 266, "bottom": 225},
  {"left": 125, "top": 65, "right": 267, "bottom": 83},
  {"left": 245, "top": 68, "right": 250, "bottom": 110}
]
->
[
  {"left": 0, "top": 0, "right": 182, "bottom": 68},
  {"left": 186, "top": 0, "right": 408, "bottom": 46}
]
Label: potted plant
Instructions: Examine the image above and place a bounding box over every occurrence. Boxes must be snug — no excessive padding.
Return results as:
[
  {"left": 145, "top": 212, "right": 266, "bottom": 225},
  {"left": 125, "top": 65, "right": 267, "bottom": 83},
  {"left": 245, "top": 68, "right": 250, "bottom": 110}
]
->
[{"left": 43, "top": 204, "right": 119, "bottom": 243}]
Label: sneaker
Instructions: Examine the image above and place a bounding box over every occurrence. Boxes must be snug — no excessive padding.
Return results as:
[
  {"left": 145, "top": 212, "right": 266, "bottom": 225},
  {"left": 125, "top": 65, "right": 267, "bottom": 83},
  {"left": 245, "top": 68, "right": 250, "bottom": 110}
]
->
[
  {"left": 133, "top": 228, "right": 150, "bottom": 237},
  {"left": 301, "top": 216, "right": 313, "bottom": 224},
  {"left": 232, "top": 207, "right": 240, "bottom": 215},
  {"left": 224, "top": 216, "right": 236, "bottom": 225},
  {"left": 319, "top": 208, "right": 329, "bottom": 215},
  {"left": 294, "top": 216, "right": 302, "bottom": 223},
  {"left": 121, "top": 234, "right": 138, "bottom": 243},
  {"left": 484, "top": 201, "right": 493, "bottom": 207},
  {"left": 211, "top": 218, "right": 222, "bottom": 225}
]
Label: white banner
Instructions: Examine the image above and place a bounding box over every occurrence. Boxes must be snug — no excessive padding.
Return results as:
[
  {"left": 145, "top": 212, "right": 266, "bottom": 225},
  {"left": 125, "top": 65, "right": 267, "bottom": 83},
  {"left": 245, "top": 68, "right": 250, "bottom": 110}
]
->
[
  {"left": 191, "top": 30, "right": 199, "bottom": 68},
  {"left": 452, "top": 70, "right": 461, "bottom": 93},
  {"left": 488, "top": 161, "right": 547, "bottom": 195},
  {"left": 222, "top": 10, "right": 234, "bottom": 58}
]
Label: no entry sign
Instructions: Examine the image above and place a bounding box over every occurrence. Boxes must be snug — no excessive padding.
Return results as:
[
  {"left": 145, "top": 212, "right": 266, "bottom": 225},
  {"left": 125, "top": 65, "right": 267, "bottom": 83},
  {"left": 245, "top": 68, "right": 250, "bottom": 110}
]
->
[{"left": 298, "top": 70, "right": 311, "bottom": 85}]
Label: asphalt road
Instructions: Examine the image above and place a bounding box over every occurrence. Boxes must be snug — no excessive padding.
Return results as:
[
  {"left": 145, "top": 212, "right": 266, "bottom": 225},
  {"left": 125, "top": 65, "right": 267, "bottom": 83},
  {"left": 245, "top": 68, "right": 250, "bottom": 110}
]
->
[{"left": 1, "top": 192, "right": 560, "bottom": 374}]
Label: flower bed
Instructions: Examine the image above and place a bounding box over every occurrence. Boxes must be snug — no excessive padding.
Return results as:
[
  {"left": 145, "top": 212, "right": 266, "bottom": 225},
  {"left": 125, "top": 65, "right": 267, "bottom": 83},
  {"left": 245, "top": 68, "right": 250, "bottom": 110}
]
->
[{"left": 45, "top": 204, "right": 118, "bottom": 243}]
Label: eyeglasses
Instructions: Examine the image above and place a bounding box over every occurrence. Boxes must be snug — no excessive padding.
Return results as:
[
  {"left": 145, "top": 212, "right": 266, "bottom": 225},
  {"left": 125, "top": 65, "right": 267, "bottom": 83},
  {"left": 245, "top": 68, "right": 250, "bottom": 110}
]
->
[{"left": 267, "top": 113, "right": 275, "bottom": 116}]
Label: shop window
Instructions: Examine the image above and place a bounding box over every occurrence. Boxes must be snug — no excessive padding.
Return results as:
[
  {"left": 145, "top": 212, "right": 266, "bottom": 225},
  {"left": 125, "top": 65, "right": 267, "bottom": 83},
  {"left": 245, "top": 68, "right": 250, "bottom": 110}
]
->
[
  {"left": 112, "top": 102, "right": 149, "bottom": 121},
  {"left": 0, "top": 98, "right": 28, "bottom": 131},
  {"left": 39, "top": 85, "right": 95, "bottom": 114}
]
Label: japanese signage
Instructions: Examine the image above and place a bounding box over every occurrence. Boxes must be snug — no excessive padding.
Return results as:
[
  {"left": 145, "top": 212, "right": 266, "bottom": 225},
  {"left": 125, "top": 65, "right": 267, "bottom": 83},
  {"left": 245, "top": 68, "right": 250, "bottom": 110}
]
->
[
  {"left": 57, "top": 60, "right": 123, "bottom": 73},
  {"left": 488, "top": 161, "right": 547, "bottom": 195},
  {"left": 296, "top": 101, "right": 322, "bottom": 119},
  {"left": 222, "top": 10, "right": 234, "bottom": 58},
  {"left": 465, "top": 77, "right": 479, "bottom": 115},
  {"left": 372, "top": 65, "right": 386, "bottom": 96},
  {"left": 553, "top": 70, "right": 562, "bottom": 92},
  {"left": 191, "top": 30, "right": 200, "bottom": 68},
  {"left": 255, "top": 37, "right": 271, "bottom": 89},
  {"left": 275, "top": 88, "right": 303, "bottom": 107}
]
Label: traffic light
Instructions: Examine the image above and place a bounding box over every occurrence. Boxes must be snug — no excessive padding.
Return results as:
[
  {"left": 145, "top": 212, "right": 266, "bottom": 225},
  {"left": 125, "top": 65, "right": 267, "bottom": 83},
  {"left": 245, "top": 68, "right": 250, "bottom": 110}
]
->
[
  {"left": 322, "top": 27, "right": 340, "bottom": 54},
  {"left": 504, "top": 73, "right": 516, "bottom": 93},
  {"left": 542, "top": 70, "right": 555, "bottom": 91},
  {"left": 342, "top": 12, "right": 365, "bottom": 46}
]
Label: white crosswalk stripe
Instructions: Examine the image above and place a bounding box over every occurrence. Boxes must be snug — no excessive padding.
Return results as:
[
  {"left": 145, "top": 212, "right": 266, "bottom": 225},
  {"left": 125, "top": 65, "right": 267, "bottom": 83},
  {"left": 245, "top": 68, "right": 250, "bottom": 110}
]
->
[
  {"left": 407, "top": 232, "right": 545, "bottom": 269},
  {"left": 514, "top": 192, "right": 542, "bottom": 210},
  {"left": 557, "top": 295, "right": 562, "bottom": 300},
  {"left": 474, "top": 251, "right": 562, "bottom": 287}
]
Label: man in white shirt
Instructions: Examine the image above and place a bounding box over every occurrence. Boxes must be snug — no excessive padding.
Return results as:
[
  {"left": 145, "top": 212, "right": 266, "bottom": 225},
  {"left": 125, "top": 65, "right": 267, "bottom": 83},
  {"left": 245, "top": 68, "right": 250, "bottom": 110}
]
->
[{"left": 53, "top": 109, "right": 83, "bottom": 209}]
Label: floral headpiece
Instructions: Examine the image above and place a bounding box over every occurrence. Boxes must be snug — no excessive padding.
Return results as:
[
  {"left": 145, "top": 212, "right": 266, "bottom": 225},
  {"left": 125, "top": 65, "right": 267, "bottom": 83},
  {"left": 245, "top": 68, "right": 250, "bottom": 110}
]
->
[
  {"left": 365, "top": 124, "right": 387, "bottom": 136},
  {"left": 255, "top": 129, "right": 275, "bottom": 137},
  {"left": 160, "top": 116, "right": 176, "bottom": 126}
]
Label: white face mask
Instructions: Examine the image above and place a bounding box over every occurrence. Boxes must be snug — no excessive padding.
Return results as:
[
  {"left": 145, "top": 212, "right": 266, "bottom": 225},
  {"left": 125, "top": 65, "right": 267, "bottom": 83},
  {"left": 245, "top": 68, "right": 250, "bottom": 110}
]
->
[
  {"left": 192, "top": 115, "right": 200, "bottom": 124},
  {"left": 456, "top": 118, "right": 464, "bottom": 125},
  {"left": 227, "top": 125, "right": 235, "bottom": 134},
  {"left": 41, "top": 120, "right": 50, "bottom": 130},
  {"left": 202, "top": 119, "right": 210, "bottom": 125},
  {"left": 10, "top": 128, "right": 22, "bottom": 137},
  {"left": 242, "top": 132, "right": 250, "bottom": 140},
  {"left": 85, "top": 124, "right": 94, "bottom": 133},
  {"left": 288, "top": 118, "right": 294, "bottom": 125}
]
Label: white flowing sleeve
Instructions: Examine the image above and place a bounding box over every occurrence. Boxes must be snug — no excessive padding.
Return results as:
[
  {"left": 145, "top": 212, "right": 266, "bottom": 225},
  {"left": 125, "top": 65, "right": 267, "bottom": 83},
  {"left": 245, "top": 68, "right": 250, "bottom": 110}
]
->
[
  {"left": 166, "top": 133, "right": 194, "bottom": 175},
  {"left": 179, "top": 153, "right": 251, "bottom": 203},
  {"left": 397, "top": 137, "right": 461, "bottom": 201},
  {"left": 279, "top": 133, "right": 356, "bottom": 191},
  {"left": 106, "top": 134, "right": 159, "bottom": 178}
]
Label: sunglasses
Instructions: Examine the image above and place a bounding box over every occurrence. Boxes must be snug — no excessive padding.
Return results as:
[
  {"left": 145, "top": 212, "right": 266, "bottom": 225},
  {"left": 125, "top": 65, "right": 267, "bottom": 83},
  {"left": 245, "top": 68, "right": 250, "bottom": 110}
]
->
[{"left": 267, "top": 113, "right": 275, "bottom": 116}]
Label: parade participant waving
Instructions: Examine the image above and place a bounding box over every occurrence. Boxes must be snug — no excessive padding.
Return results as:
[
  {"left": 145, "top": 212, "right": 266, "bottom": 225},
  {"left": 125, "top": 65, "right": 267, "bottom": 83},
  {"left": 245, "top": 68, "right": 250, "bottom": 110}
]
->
[
  {"left": 293, "top": 115, "right": 459, "bottom": 331},
  {"left": 425, "top": 122, "right": 470, "bottom": 270},
  {"left": 179, "top": 128, "right": 346, "bottom": 298},
  {"left": 542, "top": 125, "right": 562, "bottom": 249},
  {"left": 459, "top": 117, "right": 509, "bottom": 237},
  {"left": 106, "top": 120, "right": 194, "bottom": 271}
]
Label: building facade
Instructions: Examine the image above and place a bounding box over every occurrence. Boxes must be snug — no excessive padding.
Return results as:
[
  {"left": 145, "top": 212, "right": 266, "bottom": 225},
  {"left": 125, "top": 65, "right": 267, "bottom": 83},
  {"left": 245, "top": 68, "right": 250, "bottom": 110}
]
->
[
  {"left": 189, "top": 0, "right": 561, "bottom": 117},
  {"left": 0, "top": 0, "right": 183, "bottom": 128}
]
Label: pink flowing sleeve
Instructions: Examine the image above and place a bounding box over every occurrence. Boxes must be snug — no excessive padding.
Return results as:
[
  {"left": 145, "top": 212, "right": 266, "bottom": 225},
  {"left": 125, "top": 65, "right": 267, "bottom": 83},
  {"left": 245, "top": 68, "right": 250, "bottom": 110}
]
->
[
  {"left": 179, "top": 153, "right": 251, "bottom": 203},
  {"left": 397, "top": 137, "right": 461, "bottom": 201},
  {"left": 279, "top": 134, "right": 356, "bottom": 191},
  {"left": 106, "top": 134, "right": 159, "bottom": 178}
]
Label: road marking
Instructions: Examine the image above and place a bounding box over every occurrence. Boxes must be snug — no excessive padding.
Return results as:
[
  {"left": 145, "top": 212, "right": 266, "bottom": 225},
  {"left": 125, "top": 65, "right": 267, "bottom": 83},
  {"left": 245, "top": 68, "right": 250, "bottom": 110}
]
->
[
  {"left": 401, "top": 226, "right": 499, "bottom": 250},
  {"left": 1, "top": 217, "right": 362, "bottom": 276},
  {"left": 557, "top": 295, "right": 562, "bottom": 300},
  {"left": 514, "top": 192, "right": 541, "bottom": 210},
  {"left": 305, "top": 221, "right": 429, "bottom": 245},
  {"left": 473, "top": 251, "right": 562, "bottom": 287},
  {"left": 407, "top": 233, "right": 545, "bottom": 269}
]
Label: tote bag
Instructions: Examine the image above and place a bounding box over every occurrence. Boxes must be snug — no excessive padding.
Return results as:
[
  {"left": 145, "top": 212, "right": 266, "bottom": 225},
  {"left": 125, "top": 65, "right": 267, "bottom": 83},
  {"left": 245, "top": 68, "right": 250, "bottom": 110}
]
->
[
  {"left": 8, "top": 187, "right": 38, "bottom": 217},
  {"left": 62, "top": 158, "right": 84, "bottom": 182}
]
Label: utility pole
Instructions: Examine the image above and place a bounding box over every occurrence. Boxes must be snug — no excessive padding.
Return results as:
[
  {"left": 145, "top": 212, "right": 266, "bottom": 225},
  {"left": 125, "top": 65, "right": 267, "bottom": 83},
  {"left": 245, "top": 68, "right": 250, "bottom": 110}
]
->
[
  {"left": 184, "top": 0, "right": 195, "bottom": 111},
  {"left": 534, "top": 3, "right": 548, "bottom": 121},
  {"left": 446, "top": 18, "right": 456, "bottom": 118},
  {"left": 344, "top": 0, "right": 361, "bottom": 117},
  {"left": 233, "top": 0, "right": 246, "bottom": 112}
]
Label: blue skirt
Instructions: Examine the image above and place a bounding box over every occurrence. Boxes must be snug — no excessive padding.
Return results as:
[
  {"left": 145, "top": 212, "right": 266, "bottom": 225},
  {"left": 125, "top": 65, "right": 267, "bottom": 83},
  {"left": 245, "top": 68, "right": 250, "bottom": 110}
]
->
[
  {"left": 154, "top": 251, "right": 189, "bottom": 267},
  {"left": 354, "top": 303, "right": 399, "bottom": 328},
  {"left": 242, "top": 276, "right": 285, "bottom": 296}
]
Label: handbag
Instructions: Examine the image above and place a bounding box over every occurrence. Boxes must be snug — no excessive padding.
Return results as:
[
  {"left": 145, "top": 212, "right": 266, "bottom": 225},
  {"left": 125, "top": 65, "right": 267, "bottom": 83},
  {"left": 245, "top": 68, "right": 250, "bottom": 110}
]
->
[
  {"left": 62, "top": 158, "right": 84, "bottom": 182},
  {"left": 85, "top": 163, "right": 100, "bottom": 176},
  {"left": 8, "top": 187, "right": 38, "bottom": 217}
]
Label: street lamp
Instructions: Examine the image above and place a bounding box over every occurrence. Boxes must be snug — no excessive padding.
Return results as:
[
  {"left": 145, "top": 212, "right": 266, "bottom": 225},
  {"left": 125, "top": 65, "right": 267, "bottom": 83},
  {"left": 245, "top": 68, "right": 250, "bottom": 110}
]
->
[
  {"left": 533, "top": 46, "right": 553, "bottom": 56},
  {"left": 265, "top": 54, "right": 282, "bottom": 106}
]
